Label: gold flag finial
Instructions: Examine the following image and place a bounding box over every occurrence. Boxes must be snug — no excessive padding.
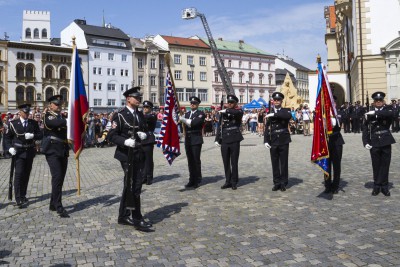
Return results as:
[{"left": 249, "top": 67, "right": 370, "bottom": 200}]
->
[
  {"left": 317, "top": 54, "right": 321, "bottom": 63},
  {"left": 72, "top": 36, "right": 76, "bottom": 46}
]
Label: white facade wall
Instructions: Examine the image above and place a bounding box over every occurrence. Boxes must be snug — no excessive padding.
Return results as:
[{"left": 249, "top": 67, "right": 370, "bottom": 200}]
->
[
  {"left": 22, "top": 10, "right": 51, "bottom": 43},
  {"left": 60, "top": 23, "right": 87, "bottom": 48}
]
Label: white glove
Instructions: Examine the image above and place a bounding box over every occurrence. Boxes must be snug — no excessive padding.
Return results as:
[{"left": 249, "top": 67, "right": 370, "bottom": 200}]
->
[
  {"left": 331, "top": 118, "right": 337, "bottom": 127},
  {"left": 179, "top": 116, "right": 186, "bottom": 123},
  {"left": 266, "top": 113, "right": 275, "bottom": 118},
  {"left": 214, "top": 141, "right": 221, "bottom": 147},
  {"left": 219, "top": 109, "right": 227, "bottom": 114},
  {"left": 264, "top": 143, "right": 271, "bottom": 149},
  {"left": 124, "top": 138, "right": 136, "bottom": 148},
  {"left": 365, "top": 110, "right": 375, "bottom": 120},
  {"left": 25, "top": 133, "right": 34, "bottom": 140},
  {"left": 9, "top": 147, "right": 17, "bottom": 156},
  {"left": 365, "top": 144, "right": 372, "bottom": 150},
  {"left": 137, "top": 131, "right": 147, "bottom": 140}
]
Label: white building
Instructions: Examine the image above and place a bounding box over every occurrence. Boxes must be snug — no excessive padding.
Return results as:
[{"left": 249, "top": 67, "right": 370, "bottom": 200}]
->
[
  {"left": 61, "top": 19, "right": 133, "bottom": 112},
  {"left": 22, "top": 10, "right": 51, "bottom": 43}
]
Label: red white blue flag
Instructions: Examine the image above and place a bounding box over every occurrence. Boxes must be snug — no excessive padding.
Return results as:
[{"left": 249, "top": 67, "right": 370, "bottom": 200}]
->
[
  {"left": 157, "top": 72, "right": 181, "bottom": 165},
  {"left": 67, "top": 46, "right": 89, "bottom": 159}
]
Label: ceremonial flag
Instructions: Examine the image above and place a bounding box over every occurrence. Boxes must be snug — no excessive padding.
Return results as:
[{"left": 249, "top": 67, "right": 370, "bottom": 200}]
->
[
  {"left": 157, "top": 73, "right": 181, "bottom": 165},
  {"left": 311, "top": 61, "right": 336, "bottom": 175},
  {"left": 67, "top": 46, "right": 89, "bottom": 159}
]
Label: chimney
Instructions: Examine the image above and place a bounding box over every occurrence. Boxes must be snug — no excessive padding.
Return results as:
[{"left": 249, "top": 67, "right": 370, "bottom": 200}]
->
[
  {"left": 218, "top": 38, "right": 223, "bottom": 41},
  {"left": 239, "top": 40, "right": 244, "bottom": 44},
  {"left": 74, "top": 19, "right": 86, "bottom": 25}
]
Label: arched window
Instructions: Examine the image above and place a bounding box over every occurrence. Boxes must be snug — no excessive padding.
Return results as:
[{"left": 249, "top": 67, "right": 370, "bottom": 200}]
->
[
  {"left": 45, "top": 66, "right": 54, "bottom": 79},
  {"left": 26, "top": 87, "right": 34, "bottom": 104},
  {"left": 268, "top": 74, "right": 273, "bottom": 85},
  {"left": 34, "top": 28, "right": 39, "bottom": 38},
  {"left": 248, "top": 73, "right": 254, "bottom": 84},
  {"left": 16, "top": 63, "right": 25, "bottom": 79},
  {"left": 16, "top": 86, "right": 25, "bottom": 105},
  {"left": 259, "top": 74, "right": 264, "bottom": 85},
  {"left": 45, "top": 87, "right": 54, "bottom": 101},
  {"left": 59, "top": 66, "right": 68, "bottom": 80},
  {"left": 25, "top": 28, "right": 31, "bottom": 38},
  {"left": 42, "top": 29, "right": 47, "bottom": 38},
  {"left": 60, "top": 88, "right": 68, "bottom": 103},
  {"left": 26, "top": 64, "right": 34, "bottom": 78},
  {"left": 239, "top": 72, "right": 244, "bottom": 84}
]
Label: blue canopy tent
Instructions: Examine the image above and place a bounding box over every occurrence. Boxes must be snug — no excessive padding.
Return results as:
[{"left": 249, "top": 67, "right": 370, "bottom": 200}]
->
[
  {"left": 242, "top": 99, "right": 262, "bottom": 110},
  {"left": 257, "top": 97, "right": 269, "bottom": 107}
]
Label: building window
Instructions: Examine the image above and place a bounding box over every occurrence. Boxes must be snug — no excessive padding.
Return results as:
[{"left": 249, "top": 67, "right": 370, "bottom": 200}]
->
[
  {"left": 174, "top": 54, "right": 181, "bottom": 64},
  {"left": 239, "top": 61, "right": 242, "bottom": 68},
  {"left": 125, "top": 70, "right": 128, "bottom": 76},
  {"left": 98, "top": 83, "right": 102, "bottom": 90},
  {"left": 198, "top": 89, "right": 208, "bottom": 102},
  {"left": 199, "top": 57, "right": 206, "bottom": 66},
  {"left": 185, "top": 89, "right": 195, "bottom": 101},
  {"left": 25, "top": 28, "right": 31, "bottom": 38},
  {"left": 268, "top": 74, "right": 273, "bottom": 85},
  {"left": 42, "top": 29, "right": 47, "bottom": 38},
  {"left": 248, "top": 73, "right": 253, "bottom": 84},
  {"left": 34, "top": 28, "right": 39, "bottom": 38},
  {"left": 268, "top": 63, "right": 271, "bottom": 71},
  {"left": 94, "top": 99, "right": 102, "bottom": 106},
  {"left": 249, "top": 62, "right": 252, "bottom": 69},
  {"left": 239, "top": 95, "right": 244, "bottom": 103},
  {"left": 187, "top": 71, "right": 194, "bottom": 81},
  {"left": 200, "top": 72, "right": 207, "bottom": 81},
  {"left": 239, "top": 73, "right": 244, "bottom": 84},
  {"left": 176, "top": 88, "right": 184, "bottom": 102},
  {"left": 138, "top": 57, "right": 144, "bottom": 69},
  {"left": 126, "top": 84, "right": 129, "bottom": 90},
  {"left": 150, "top": 58, "right": 156, "bottom": 69},
  {"left": 259, "top": 62, "right": 262, "bottom": 70},
  {"left": 17, "top": 52, "right": 25, "bottom": 60},
  {"left": 16, "top": 86, "right": 25, "bottom": 105},
  {"left": 214, "top": 72, "right": 219, "bottom": 82},
  {"left": 151, "top": 92, "right": 157, "bottom": 103},
  {"left": 120, "top": 69, "right": 124, "bottom": 76},
  {"left": 150, "top": 76, "right": 156, "bottom": 86},
  {"left": 112, "top": 69, "right": 116, "bottom": 76},
  {"left": 159, "top": 59, "right": 164, "bottom": 70},
  {"left": 45, "top": 87, "right": 54, "bottom": 101},
  {"left": 187, "top": 55, "right": 194, "bottom": 65},
  {"left": 138, "top": 76, "right": 143, "bottom": 86},
  {"left": 94, "top": 51, "right": 101, "bottom": 59},
  {"left": 121, "top": 99, "right": 126, "bottom": 106},
  {"left": 228, "top": 60, "right": 232, "bottom": 68},
  {"left": 60, "top": 66, "right": 68, "bottom": 80},
  {"left": 98, "top": 68, "right": 102, "bottom": 75},
  {"left": 121, "top": 84, "right": 124, "bottom": 91},
  {"left": 107, "top": 68, "right": 111, "bottom": 75},
  {"left": 107, "top": 99, "right": 116, "bottom": 106},
  {"left": 45, "top": 55, "right": 53, "bottom": 62},
  {"left": 93, "top": 83, "right": 97, "bottom": 90},
  {"left": 93, "top": 67, "right": 97, "bottom": 74},
  {"left": 26, "top": 87, "right": 34, "bottom": 104},
  {"left": 159, "top": 76, "right": 164, "bottom": 86},
  {"left": 108, "top": 53, "right": 114, "bottom": 61},
  {"left": 107, "top": 83, "right": 116, "bottom": 91},
  {"left": 215, "top": 94, "right": 219, "bottom": 103},
  {"left": 60, "top": 88, "right": 68, "bottom": 102},
  {"left": 45, "top": 66, "right": 54, "bottom": 79},
  {"left": 122, "top": 54, "right": 127, "bottom": 62},
  {"left": 26, "top": 64, "right": 34, "bottom": 78},
  {"left": 174, "top": 70, "right": 181, "bottom": 80},
  {"left": 16, "top": 63, "right": 25, "bottom": 79},
  {"left": 60, "top": 56, "right": 67, "bottom": 63},
  {"left": 259, "top": 74, "right": 264, "bottom": 85}
]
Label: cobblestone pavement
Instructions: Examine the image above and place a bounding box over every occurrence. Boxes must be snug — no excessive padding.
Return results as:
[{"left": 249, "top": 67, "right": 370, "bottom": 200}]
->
[{"left": 0, "top": 132, "right": 399, "bottom": 266}]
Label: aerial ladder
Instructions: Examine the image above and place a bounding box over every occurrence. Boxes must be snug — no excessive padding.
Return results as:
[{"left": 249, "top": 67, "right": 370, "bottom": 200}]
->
[{"left": 182, "top": 8, "right": 235, "bottom": 96}]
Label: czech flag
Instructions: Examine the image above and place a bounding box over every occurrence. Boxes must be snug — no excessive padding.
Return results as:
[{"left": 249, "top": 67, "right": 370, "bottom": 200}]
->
[{"left": 67, "top": 46, "right": 89, "bottom": 159}]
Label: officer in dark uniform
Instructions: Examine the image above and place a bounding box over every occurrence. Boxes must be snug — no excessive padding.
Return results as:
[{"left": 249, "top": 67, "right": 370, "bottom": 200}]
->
[
  {"left": 42, "top": 95, "right": 70, "bottom": 217},
  {"left": 350, "top": 101, "right": 362, "bottom": 133},
  {"left": 108, "top": 87, "right": 153, "bottom": 231},
  {"left": 264, "top": 92, "right": 292, "bottom": 192},
  {"left": 341, "top": 102, "right": 351, "bottom": 133},
  {"left": 4, "top": 104, "right": 42, "bottom": 208},
  {"left": 141, "top": 100, "right": 157, "bottom": 185},
  {"left": 179, "top": 96, "right": 206, "bottom": 188},
  {"left": 391, "top": 99, "right": 399, "bottom": 132},
  {"left": 363, "top": 91, "right": 396, "bottom": 196},
  {"left": 215, "top": 95, "right": 243, "bottom": 190},
  {"left": 324, "top": 97, "right": 345, "bottom": 194}
]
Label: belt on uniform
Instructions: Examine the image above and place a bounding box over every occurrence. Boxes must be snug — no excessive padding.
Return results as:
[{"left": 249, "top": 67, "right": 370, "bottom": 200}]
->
[
  {"left": 272, "top": 129, "right": 288, "bottom": 133},
  {"left": 186, "top": 130, "right": 201, "bottom": 134},
  {"left": 14, "top": 143, "right": 34, "bottom": 148},
  {"left": 374, "top": 130, "right": 389, "bottom": 135},
  {"left": 50, "top": 136, "right": 67, "bottom": 143},
  {"left": 223, "top": 126, "right": 239, "bottom": 131}
]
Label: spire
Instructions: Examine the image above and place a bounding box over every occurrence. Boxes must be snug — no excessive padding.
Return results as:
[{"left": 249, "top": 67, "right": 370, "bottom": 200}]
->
[{"left": 102, "top": 10, "right": 105, "bottom": 27}]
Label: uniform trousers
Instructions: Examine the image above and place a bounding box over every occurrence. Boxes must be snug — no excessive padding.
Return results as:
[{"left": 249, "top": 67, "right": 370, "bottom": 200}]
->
[
  {"left": 352, "top": 119, "right": 360, "bottom": 133},
  {"left": 46, "top": 155, "right": 68, "bottom": 209},
  {"left": 185, "top": 142, "right": 202, "bottom": 184},
  {"left": 343, "top": 120, "right": 351, "bottom": 133},
  {"left": 14, "top": 152, "right": 34, "bottom": 201},
  {"left": 325, "top": 142, "right": 343, "bottom": 190},
  {"left": 221, "top": 142, "right": 240, "bottom": 186},
  {"left": 370, "top": 145, "right": 391, "bottom": 189},
  {"left": 270, "top": 144, "right": 289, "bottom": 186},
  {"left": 142, "top": 144, "right": 154, "bottom": 183}
]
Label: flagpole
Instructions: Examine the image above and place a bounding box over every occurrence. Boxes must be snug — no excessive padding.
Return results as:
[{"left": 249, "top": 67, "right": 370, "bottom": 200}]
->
[{"left": 164, "top": 53, "right": 186, "bottom": 136}]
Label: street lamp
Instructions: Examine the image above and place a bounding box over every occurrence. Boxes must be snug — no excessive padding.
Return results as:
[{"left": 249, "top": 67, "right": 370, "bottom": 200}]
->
[
  {"left": 246, "top": 81, "right": 249, "bottom": 103},
  {"left": 190, "top": 64, "right": 195, "bottom": 96}
]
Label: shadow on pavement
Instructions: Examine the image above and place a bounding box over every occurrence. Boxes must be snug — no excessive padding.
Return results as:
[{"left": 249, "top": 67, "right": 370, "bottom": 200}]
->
[
  {"left": 200, "top": 175, "right": 224, "bottom": 186},
  {"left": 0, "top": 250, "right": 11, "bottom": 265},
  {"left": 238, "top": 176, "right": 259, "bottom": 187},
  {"left": 50, "top": 264, "right": 72, "bottom": 267},
  {"left": 286, "top": 177, "right": 303, "bottom": 189},
  {"left": 316, "top": 191, "right": 333, "bottom": 201},
  {"left": 154, "top": 173, "right": 181, "bottom": 184},
  {"left": 66, "top": 194, "right": 118, "bottom": 214},
  {"left": 364, "top": 181, "right": 394, "bottom": 189},
  {"left": 146, "top": 202, "right": 188, "bottom": 225}
]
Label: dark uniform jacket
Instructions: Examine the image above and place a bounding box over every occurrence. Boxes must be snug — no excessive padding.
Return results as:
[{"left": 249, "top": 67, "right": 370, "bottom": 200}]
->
[
  {"left": 4, "top": 118, "right": 42, "bottom": 158},
  {"left": 340, "top": 107, "right": 350, "bottom": 120},
  {"left": 264, "top": 108, "right": 292, "bottom": 146},
  {"left": 142, "top": 113, "right": 157, "bottom": 145},
  {"left": 362, "top": 106, "right": 396, "bottom": 147},
  {"left": 350, "top": 105, "right": 363, "bottom": 119},
  {"left": 184, "top": 110, "right": 205, "bottom": 146},
  {"left": 108, "top": 107, "right": 148, "bottom": 162},
  {"left": 329, "top": 119, "right": 345, "bottom": 146},
  {"left": 215, "top": 108, "right": 244, "bottom": 144},
  {"left": 43, "top": 111, "right": 68, "bottom": 158}
]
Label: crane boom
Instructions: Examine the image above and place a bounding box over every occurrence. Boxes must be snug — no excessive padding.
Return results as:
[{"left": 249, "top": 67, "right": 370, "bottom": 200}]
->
[{"left": 182, "top": 8, "right": 235, "bottom": 95}]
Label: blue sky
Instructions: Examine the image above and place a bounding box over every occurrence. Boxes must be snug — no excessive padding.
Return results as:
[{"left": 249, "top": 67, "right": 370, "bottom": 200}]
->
[{"left": 0, "top": 0, "right": 332, "bottom": 69}]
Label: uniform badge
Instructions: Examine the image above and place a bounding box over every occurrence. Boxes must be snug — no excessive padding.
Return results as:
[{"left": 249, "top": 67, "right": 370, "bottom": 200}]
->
[
  {"left": 112, "top": 121, "right": 117, "bottom": 129},
  {"left": 48, "top": 115, "right": 55, "bottom": 120}
]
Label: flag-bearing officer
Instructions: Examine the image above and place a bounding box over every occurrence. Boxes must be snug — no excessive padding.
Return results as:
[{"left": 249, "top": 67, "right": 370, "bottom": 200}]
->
[
  {"left": 179, "top": 96, "right": 206, "bottom": 189},
  {"left": 4, "top": 104, "right": 42, "bottom": 208},
  {"left": 108, "top": 87, "right": 153, "bottom": 231},
  {"left": 141, "top": 100, "right": 157, "bottom": 185},
  {"left": 264, "top": 92, "right": 292, "bottom": 192},
  {"left": 215, "top": 94, "right": 244, "bottom": 190},
  {"left": 42, "top": 95, "right": 70, "bottom": 217},
  {"left": 363, "top": 91, "right": 396, "bottom": 196}
]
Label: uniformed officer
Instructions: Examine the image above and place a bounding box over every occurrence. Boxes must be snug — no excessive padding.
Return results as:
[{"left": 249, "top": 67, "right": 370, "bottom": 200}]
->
[
  {"left": 42, "top": 95, "right": 70, "bottom": 217},
  {"left": 179, "top": 96, "right": 206, "bottom": 189},
  {"left": 324, "top": 97, "right": 345, "bottom": 194},
  {"left": 215, "top": 95, "right": 244, "bottom": 190},
  {"left": 363, "top": 91, "right": 396, "bottom": 196},
  {"left": 264, "top": 92, "right": 292, "bottom": 192},
  {"left": 108, "top": 87, "right": 153, "bottom": 231},
  {"left": 350, "top": 101, "right": 362, "bottom": 133},
  {"left": 4, "top": 104, "right": 42, "bottom": 208},
  {"left": 341, "top": 102, "right": 351, "bottom": 133},
  {"left": 391, "top": 99, "right": 399, "bottom": 133},
  {"left": 141, "top": 100, "right": 157, "bottom": 185}
]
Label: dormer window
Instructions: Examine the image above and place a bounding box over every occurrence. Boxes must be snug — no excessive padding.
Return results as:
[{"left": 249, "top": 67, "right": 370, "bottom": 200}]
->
[
  {"left": 34, "top": 28, "right": 39, "bottom": 39},
  {"left": 42, "top": 29, "right": 47, "bottom": 38},
  {"left": 25, "top": 28, "right": 31, "bottom": 39}
]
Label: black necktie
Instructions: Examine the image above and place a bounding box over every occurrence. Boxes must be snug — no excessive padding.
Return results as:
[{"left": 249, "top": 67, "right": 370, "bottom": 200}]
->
[{"left": 23, "top": 120, "right": 27, "bottom": 129}]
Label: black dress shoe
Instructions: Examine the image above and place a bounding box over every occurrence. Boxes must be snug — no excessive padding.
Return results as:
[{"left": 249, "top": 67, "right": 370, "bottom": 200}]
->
[
  {"left": 372, "top": 188, "right": 380, "bottom": 196},
  {"left": 192, "top": 183, "right": 199, "bottom": 189},
  {"left": 332, "top": 189, "right": 339, "bottom": 194},
  {"left": 231, "top": 185, "right": 237, "bottom": 190},
  {"left": 57, "top": 207, "right": 70, "bottom": 218},
  {"left": 185, "top": 182, "right": 195, "bottom": 188},
  {"left": 280, "top": 185, "right": 286, "bottom": 192},
  {"left": 21, "top": 197, "right": 28, "bottom": 204},
  {"left": 49, "top": 204, "right": 56, "bottom": 211},
  {"left": 132, "top": 218, "right": 154, "bottom": 232},
  {"left": 118, "top": 217, "right": 135, "bottom": 226},
  {"left": 221, "top": 183, "right": 232, "bottom": 189},
  {"left": 323, "top": 188, "right": 331, "bottom": 194},
  {"left": 146, "top": 178, "right": 153, "bottom": 185},
  {"left": 272, "top": 185, "right": 281, "bottom": 191},
  {"left": 381, "top": 188, "right": 391, "bottom": 197},
  {"left": 15, "top": 200, "right": 23, "bottom": 208}
]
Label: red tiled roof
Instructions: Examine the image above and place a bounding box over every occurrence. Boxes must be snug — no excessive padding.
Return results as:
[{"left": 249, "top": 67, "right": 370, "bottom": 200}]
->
[{"left": 161, "top": 35, "right": 209, "bottom": 49}]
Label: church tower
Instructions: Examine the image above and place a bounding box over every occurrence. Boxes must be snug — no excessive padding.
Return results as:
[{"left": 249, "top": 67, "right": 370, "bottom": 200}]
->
[{"left": 22, "top": 10, "right": 51, "bottom": 43}]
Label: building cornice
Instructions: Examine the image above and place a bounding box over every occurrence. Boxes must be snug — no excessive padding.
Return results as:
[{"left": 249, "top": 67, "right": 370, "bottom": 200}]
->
[{"left": 7, "top": 41, "right": 88, "bottom": 55}]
